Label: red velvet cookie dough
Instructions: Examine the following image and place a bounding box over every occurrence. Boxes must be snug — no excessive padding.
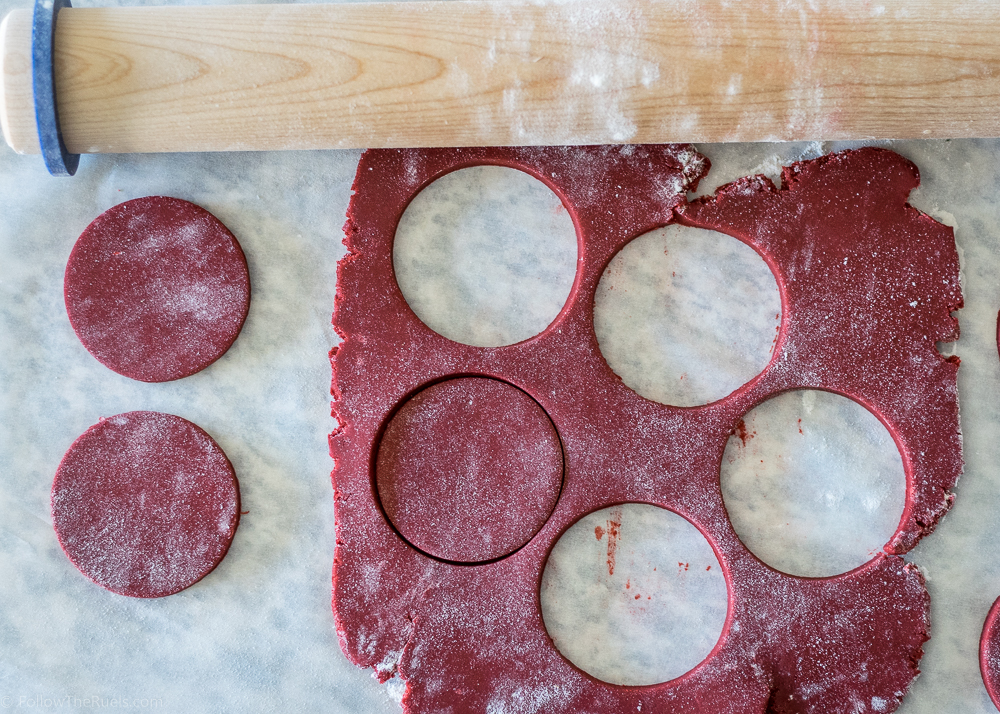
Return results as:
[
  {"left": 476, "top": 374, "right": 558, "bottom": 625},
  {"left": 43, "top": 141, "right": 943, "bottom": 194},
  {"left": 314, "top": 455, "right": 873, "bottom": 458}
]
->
[
  {"left": 64, "top": 197, "right": 251, "bottom": 383},
  {"left": 981, "top": 598, "right": 1000, "bottom": 711},
  {"left": 331, "top": 146, "right": 961, "bottom": 713},
  {"left": 376, "top": 377, "right": 563, "bottom": 563},
  {"left": 52, "top": 411, "right": 241, "bottom": 598}
]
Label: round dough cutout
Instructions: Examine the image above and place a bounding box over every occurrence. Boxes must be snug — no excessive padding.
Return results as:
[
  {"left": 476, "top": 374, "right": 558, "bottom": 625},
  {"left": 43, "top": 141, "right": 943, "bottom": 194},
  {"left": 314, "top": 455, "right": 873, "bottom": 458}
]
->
[
  {"left": 980, "top": 596, "right": 1000, "bottom": 710},
  {"left": 51, "top": 411, "right": 241, "bottom": 598},
  {"left": 64, "top": 196, "right": 251, "bottom": 382}
]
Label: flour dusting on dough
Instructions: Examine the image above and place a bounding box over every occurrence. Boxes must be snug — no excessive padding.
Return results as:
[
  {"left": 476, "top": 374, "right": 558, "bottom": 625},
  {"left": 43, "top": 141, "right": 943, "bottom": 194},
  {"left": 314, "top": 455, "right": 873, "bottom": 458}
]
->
[{"left": 51, "top": 411, "right": 241, "bottom": 598}]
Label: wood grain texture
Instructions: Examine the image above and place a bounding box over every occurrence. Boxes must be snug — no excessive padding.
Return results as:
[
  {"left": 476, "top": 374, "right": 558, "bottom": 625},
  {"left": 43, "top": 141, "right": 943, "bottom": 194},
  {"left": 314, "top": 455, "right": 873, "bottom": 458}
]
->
[
  {"left": 3, "top": 0, "right": 1000, "bottom": 154},
  {"left": 1, "top": 9, "right": 37, "bottom": 154}
]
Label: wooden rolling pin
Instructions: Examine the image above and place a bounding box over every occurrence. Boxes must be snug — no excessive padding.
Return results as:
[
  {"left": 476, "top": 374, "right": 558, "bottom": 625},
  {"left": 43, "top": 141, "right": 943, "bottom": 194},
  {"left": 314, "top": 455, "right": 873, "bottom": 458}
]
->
[{"left": 3, "top": 0, "right": 1000, "bottom": 161}]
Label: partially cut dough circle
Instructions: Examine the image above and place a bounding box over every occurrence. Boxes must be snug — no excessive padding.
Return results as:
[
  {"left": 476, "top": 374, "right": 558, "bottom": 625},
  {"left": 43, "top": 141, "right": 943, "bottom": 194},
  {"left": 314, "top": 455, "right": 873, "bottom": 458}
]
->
[{"left": 376, "top": 377, "right": 563, "bottom": 563}]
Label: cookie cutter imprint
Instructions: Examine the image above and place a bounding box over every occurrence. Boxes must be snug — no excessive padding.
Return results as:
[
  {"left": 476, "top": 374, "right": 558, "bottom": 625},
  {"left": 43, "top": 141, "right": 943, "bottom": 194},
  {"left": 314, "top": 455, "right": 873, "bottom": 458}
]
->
[{"left": 332, "top": 146, "right": 962, "bottom": 713}]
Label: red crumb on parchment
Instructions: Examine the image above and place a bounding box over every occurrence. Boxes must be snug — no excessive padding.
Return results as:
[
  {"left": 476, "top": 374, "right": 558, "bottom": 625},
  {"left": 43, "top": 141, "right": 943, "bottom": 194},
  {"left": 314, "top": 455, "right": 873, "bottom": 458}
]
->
[{"left": 605, "top": 513, "right": 622, "bottom": 577}]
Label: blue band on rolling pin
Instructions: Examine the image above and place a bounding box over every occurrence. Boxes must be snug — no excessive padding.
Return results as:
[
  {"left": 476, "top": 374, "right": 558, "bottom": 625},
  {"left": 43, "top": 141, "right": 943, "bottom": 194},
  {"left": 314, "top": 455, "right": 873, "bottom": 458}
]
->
[{"left": 32, "top": 0, "right": 78, "bottom": 176}]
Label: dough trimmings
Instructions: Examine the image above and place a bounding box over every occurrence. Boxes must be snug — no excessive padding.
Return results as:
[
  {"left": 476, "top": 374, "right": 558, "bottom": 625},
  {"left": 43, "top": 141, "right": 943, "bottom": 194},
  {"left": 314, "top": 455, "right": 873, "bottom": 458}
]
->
[{"left": 332, "top": 146, "right": 961, "bottom": 713}]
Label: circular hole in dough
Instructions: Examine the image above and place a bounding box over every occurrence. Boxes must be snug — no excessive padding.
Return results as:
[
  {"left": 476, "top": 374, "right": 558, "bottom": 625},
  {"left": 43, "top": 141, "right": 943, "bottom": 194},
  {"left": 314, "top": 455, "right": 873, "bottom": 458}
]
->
[
  {"left": 720, "top": 389, "right": 907, "bottom": 578},
  {"left": 51, "top": 411, "right": 241, "bottom": 598},
  {"left": 594, "top": 224, "right": 781, "bottom": 407},
  {"left": 64, "top": 196, "right": 251, "bottom": 383},
  {"left": 540, "top": 503, "right": 728, "bottom": 686},
  {"left": 376, "top": 377, "right": 563, "bottom": 563},
  {"left": 393, "top": 166, "right": 577, "bottom": 347}
]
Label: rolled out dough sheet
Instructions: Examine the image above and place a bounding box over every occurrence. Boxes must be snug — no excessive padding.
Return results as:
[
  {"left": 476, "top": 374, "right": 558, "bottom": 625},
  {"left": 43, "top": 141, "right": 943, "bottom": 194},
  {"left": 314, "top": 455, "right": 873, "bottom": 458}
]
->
[{"left": 332, "top": 145, "right": 957, "bottom": 713}]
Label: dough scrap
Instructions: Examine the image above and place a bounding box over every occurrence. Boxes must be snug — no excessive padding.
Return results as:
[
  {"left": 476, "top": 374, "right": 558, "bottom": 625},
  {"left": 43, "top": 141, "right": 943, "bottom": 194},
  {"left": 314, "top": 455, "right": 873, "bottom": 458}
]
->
[{"left": 331, "top": 146, "right": 961, "bottom": 713}]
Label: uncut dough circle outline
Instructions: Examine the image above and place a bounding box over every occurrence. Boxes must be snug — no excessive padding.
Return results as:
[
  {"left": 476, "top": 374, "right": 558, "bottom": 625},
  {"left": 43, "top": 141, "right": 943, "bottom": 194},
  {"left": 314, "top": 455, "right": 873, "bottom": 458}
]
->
[
  {"left": 64, "top": 196, "right": 251, "bottom": 383},
  {"left": 51, "top": 411, "right": 241, "bottom": 598},
  {"left": 375, "top": 376, "right": 565, "bottom": 564}
]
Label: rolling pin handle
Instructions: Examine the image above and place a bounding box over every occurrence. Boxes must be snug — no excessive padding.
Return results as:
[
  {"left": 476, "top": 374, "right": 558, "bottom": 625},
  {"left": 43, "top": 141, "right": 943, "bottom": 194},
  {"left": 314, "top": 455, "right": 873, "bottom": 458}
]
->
[{"left": 32, "top": 0, "right": 77, "bottom": 175}]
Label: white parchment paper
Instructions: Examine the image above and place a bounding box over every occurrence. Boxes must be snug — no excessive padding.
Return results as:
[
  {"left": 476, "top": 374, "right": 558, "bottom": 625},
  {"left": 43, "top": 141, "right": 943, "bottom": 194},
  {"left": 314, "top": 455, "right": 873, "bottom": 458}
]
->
[{"left": 1, "top": 2, "right": 1000, "bottom": 709}]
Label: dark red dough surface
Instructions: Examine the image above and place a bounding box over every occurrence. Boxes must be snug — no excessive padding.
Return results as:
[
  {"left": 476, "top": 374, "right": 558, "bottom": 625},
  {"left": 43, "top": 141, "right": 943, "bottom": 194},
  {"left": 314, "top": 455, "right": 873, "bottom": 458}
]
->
[
  {"left": 376, "top": 377, "right": 563, "bottom": 563},
  {"left": 64, "top": 196, "right": 251, "bottom": 383},
  {"left": 981, "top": 598, "right": 1000, "bottom": 711},
  {"left": 52, "top": 411, "right": 241, "bottom": 598},
  {"left": 331, "top": 146, "right": 962, "bottom": 713}
]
